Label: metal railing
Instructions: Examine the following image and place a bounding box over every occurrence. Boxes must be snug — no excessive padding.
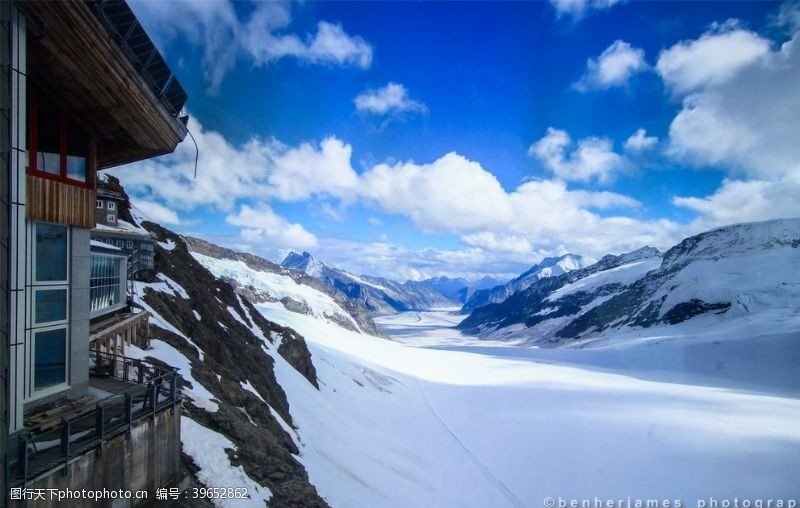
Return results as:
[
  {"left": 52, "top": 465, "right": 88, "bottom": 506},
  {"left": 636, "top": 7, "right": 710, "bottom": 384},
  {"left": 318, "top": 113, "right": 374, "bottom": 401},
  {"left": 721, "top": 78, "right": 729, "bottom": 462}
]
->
[
  {"left": 14, "top": 351, "right": 180, "bottom": 485},
  {"left": 88, "top": 0, "right": 188, "bottom": 118}
]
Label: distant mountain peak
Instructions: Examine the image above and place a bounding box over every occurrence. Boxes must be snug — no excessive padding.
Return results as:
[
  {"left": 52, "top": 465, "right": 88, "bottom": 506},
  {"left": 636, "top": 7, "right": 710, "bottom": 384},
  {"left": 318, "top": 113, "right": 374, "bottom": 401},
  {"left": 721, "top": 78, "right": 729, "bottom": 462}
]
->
[
  {"left": 282, "top": 251, "right": 325, "bottom": 278},
  {"left": 513, "top": 253, "right": 596, "bottom": 283}
]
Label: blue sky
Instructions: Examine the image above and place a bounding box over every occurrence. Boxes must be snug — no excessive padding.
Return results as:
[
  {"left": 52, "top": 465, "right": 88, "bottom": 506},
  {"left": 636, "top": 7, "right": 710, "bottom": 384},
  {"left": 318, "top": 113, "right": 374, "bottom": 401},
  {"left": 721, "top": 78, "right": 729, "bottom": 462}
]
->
[{"left": 112, "top": 0, "right": 800, "bottom": 281}]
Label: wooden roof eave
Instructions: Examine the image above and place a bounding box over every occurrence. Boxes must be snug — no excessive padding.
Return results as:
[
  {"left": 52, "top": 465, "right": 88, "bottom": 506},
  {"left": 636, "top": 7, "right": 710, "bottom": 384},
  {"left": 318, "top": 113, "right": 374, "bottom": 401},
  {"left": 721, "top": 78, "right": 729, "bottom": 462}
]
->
[{"left": 19, "top": 0, "right": 188, "bottom": 169}]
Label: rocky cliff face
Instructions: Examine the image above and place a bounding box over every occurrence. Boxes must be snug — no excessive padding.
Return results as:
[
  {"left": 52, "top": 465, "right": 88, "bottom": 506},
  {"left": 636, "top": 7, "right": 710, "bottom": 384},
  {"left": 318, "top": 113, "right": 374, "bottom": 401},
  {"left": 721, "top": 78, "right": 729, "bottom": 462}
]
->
[{"left": 133, "top": 221, "right": 328, "bottom": 507}]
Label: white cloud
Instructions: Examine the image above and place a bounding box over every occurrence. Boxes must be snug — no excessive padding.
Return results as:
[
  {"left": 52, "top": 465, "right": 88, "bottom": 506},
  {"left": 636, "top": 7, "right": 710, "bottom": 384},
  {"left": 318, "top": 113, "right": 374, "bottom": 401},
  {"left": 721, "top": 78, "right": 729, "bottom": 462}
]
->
[
  {"left": 575, "top": 40, "right": 647, "bottom": 91},
  {"left": 529, "top": 127, "right": 626, "bottom": 184},
  {"left": 242, "top": 18, "right": 372, "bottom": 70},
  {"left": 673, "top": 176, "right": 800, "bottom": 232},
  {"left": 656, "top": 23, "right": 771, "bottom": 94},
  {"left": 662, "top": 23, "right": 800, "bottom": 180},
  {"left": 460, "top": 232, "right": 532, "bottom": 254},
  {"left": 642, "top": 16, "right": 800, "bottom": 236},
  {"left": 624, "top": 128, "right": 658, "bottom": 152},
  {"left": 113, "top": 117, "right": 681, "bottom": 271},
  {"left": 360, "top": 153, "right": 514, "bottom": 232},
  {"left": 354, "top": 83, "right": 427, "bottom": 116},
  {"left": 359, "top": 153, "right": 664, "bottom": 256},
  {"left": 133, "top": 200, "right": 183, "bottom": 226},
  {"left": 775, "top": 2, "right": 800, "bottom": 32},
  {"left": 110, "top": 117, "right": 358, "bottom": 211},
  {"left": 110, "top": 116, "right": 271, "bottom": 211},
  {"left": 226, "top": 204, "right": 318, "bottom": 250},
  {"left": 268, "top": 137, "right": 359, "bottom": 201},
  {"left": 130, "top": 1, "right": 372, "bottom": 93},
  {"left": 550, "top": 0, "right": 621, "bottom": 20},
  {"left": 359, "top": 156, "right": 673, "bottom": 258}
]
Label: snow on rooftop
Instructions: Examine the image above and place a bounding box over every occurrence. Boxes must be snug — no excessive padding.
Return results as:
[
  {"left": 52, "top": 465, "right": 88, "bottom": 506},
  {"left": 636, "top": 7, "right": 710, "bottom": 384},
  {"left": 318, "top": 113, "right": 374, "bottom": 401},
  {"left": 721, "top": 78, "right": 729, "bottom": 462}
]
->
[{"left": 90, "top": 239, "right": 122, "bottom": 251}]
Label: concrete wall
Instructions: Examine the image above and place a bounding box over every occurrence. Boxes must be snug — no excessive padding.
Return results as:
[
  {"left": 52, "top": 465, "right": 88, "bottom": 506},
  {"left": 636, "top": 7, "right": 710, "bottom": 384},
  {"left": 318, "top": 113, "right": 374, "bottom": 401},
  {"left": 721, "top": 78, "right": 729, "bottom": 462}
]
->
[
  {"left": 70, "top": 227, "right": 90, "bottom": 399},
  {"left": 11, "top": 405, "right": 182, "bottom": 508}
]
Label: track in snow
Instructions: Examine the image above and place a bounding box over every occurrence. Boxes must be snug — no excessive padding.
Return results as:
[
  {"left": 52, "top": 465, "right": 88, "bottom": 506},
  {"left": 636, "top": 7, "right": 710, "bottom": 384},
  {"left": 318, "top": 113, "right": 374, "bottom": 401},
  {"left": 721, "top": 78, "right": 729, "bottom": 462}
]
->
[{"left": 414, "top": 377, "right": 527, "bottom": 508}]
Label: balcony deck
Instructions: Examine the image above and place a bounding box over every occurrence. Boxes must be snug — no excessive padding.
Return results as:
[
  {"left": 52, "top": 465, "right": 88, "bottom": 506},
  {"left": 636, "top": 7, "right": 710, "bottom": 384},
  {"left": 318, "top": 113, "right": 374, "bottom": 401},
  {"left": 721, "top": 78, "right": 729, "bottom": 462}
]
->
[
  {"left": 12, "top": 351, "right": 180, "bottom": 486},
  {"left": 90, "top": 310, "right": 151, "bottom": 353}
]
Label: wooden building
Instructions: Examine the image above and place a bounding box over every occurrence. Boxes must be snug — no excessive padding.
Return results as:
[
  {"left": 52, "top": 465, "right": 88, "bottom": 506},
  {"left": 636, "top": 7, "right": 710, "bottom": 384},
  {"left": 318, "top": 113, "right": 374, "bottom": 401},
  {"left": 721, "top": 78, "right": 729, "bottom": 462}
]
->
[{"left": 0, "top": 0, "right": 188, "bottom": 501}]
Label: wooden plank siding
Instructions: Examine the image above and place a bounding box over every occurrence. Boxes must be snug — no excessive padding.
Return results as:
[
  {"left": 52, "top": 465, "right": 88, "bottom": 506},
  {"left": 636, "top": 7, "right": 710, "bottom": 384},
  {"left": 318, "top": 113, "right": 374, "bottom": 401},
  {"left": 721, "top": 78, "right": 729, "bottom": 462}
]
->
[{"left": 26, "top": 174, "right": 96, "bottom": 228}]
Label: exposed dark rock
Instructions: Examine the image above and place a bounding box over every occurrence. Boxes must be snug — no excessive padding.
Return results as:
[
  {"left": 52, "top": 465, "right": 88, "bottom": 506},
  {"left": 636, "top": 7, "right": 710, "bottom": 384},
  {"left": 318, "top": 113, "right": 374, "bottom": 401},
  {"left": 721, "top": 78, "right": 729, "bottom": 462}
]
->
[
  {"left": 134, "top": 220, "right": 327, "bottom": 507},
  {"left": 661, "top": 299, "right": 731, "bottom": 325}
]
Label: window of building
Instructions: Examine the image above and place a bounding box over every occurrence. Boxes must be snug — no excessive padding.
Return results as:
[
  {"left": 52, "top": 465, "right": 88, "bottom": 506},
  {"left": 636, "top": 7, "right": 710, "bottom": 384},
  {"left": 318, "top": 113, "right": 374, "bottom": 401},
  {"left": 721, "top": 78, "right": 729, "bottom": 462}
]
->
[
  {"left": 34, "top": 288, "right": 68, "bottom": 325},
  {"left": 90, "top": 253, "right": 126, "bottom": 318},
  {"left": 108, "top": 214, "right": 117, "bottom": 224},
  {"left": 107, "top": 201, "right": 116, "bottom": 211},
  {"left": 28, "top": 86, "right": 92, "bottom": 186},
  {"left": 127, "top": 240, "right": 134, "bottom": 249},
  {"left": 115, "top": 239, "right": 123, "bottom": 247},
  {"left": 97, "top": 200, "right": 104, "bottom": 209},
  {"left": 35, "top": 222, "right": 68, "bottom": 283},
  {"left": 29, "top": 222, "right": 70, "bottom": 398},
  {"left": 33, "top": 327, "right": 68, "bottom": 390}
]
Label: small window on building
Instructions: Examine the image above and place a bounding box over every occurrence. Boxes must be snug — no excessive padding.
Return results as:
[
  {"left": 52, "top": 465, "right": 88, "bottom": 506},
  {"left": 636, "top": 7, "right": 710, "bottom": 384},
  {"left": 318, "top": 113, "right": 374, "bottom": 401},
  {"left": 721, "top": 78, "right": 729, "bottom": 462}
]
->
[
  {"left": 115, "top": 240, "right": 124, "bottom": 248},
  {"left": 33, "top": 327, "right": 67, "bottom": 390},
  {"left": 28, "top": 86, "right": 93, "bottom": 186},
  {"left": 107, "top": 201, "right": 116, "bottom": 211},
  {"left": 127, "top": 240, "right": 134, "bottom": 249},
  {"left": 96, "top": 199, "right": 104, "bottom": 209},
  {"left": 108, "top": 214, "right": 117, "bottom": 224},
  {"left": 35, "top": 223, "right": 68, "bottom": 283},
  {"left": 34, "top": 288, "right": 68, "bottom": 325}
]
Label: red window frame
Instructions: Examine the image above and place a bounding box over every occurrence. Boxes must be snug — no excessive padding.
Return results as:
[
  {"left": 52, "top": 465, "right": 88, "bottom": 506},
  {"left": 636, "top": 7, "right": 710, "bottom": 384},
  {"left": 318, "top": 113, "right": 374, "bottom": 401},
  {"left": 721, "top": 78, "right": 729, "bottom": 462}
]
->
[{"left": 27, "top": 86, "right": 95, "bottom": 189}]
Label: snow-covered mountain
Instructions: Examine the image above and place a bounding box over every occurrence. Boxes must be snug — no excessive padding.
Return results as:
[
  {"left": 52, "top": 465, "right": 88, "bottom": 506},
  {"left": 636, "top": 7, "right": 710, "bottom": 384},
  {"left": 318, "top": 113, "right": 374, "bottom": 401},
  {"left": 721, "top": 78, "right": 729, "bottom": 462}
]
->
[
  {"left": 459, "top": 219, "right": 800, "bottom": 346},
  {"left": 282, "top": 250, "right": 327, "bottom": 279},
  {"left": 460, "top": 253, "right": 596, "bottom": 313},
  {"left": 280, "top": 251, "right": 456, "bottom": 314},
  {"left": 515, "top": 253, "right": 596, "bottom": 281},
  {"left": 185, "top": 238, "right": 383, "bottom": 336},
  {"left": 120, "top": 174, "right": 800, "bottom": 507}
]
